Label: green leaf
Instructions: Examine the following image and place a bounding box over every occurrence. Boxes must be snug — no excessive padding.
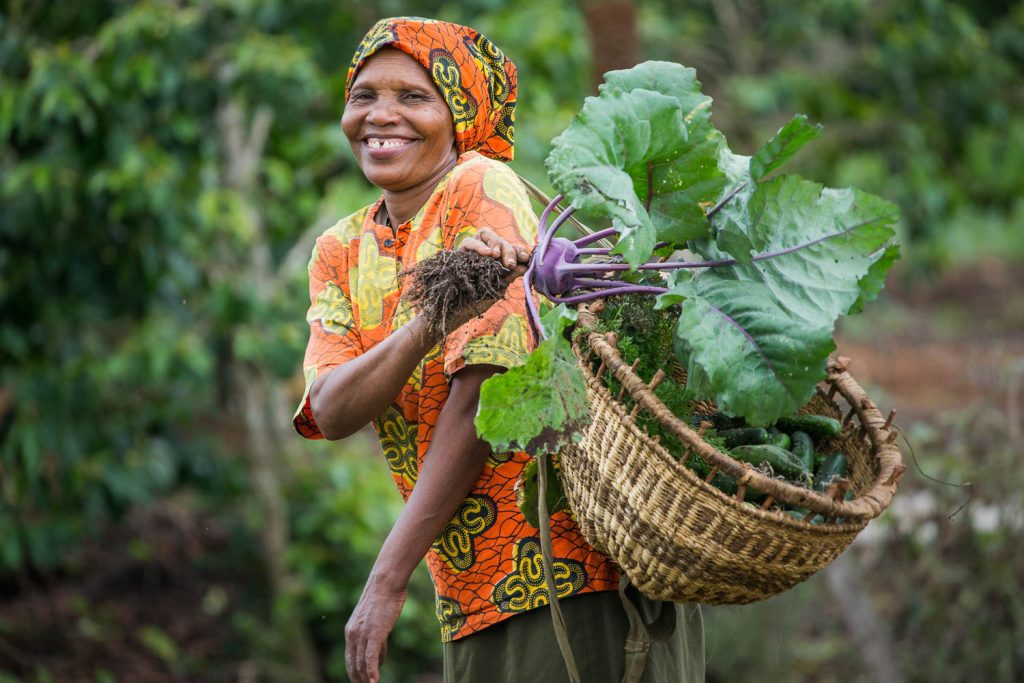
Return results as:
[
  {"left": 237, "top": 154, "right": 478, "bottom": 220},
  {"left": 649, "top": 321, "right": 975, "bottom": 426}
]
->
[
  {"left": 546, "top": 85, "right": 688, "bottom": 267},
  {"left": 538, "top": 302, "right": 578, "bottom": 339},
  {"left": 667, "top": 175, "right": 900, "bottom": 424},
  {"left": 475, "top": 306, "right": 589, "bottom": 455},
  {"left": 139, "top": 625, "right": 179, "bottom": 663},
  {"left": 727, "top": 176, "right": 901, "bottom": 324},
  {"left": 516, "top": 456, "right": 569, "bottom": 528},
  {"left": 659, "top": 277, "right": 836, "bottom": 425},
  {"left": 750, "top": 114, "right": 823, "bottom": 181},
  {"left": 601, "top": 62, "right": 728, "bottom": 246},
  {"left": 850, "top": 243, "right": 901, "bottom": 314}
]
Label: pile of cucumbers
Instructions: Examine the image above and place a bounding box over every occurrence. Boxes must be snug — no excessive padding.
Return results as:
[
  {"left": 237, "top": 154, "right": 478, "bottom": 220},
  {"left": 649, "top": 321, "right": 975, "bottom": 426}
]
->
[{"left": 684, "top": 411, "right": 851, "bottom": 510}]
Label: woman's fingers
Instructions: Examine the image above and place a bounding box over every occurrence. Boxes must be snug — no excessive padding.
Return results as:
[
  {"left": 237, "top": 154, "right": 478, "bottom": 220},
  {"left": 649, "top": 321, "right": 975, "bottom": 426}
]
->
[
  {"left": 459, "top": 228, "right": 532, "bottom": 271},
  {"left": 365, "top": 643, "right": 382, "bottom": 683},
  {"left": 346, "top": 631, "right": 383, "bottom": 683}
]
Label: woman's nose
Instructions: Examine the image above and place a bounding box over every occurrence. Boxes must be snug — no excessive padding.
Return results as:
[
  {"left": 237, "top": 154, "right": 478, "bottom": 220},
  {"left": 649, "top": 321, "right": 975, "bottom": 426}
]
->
[{"left": 365, "top": 97, "right": 401, "bottom": 125}]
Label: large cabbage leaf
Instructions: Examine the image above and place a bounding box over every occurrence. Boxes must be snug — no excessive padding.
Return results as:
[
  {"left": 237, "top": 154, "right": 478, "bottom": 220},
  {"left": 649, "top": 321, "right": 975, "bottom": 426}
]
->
[
  {"left": 661, "top": 177, "right": 900, "bottom": 424},
  {"left": 475, "top": 306, "right": 589, "bottom": 455},
  {"left": 546, "top": 62, "right": 725, "bottom": 267}
]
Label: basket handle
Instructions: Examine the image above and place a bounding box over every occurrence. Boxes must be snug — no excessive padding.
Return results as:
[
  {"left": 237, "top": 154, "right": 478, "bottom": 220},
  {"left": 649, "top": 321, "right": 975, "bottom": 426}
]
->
[{"left": 537, "top": 452, "right": 583, "bottom": 683}]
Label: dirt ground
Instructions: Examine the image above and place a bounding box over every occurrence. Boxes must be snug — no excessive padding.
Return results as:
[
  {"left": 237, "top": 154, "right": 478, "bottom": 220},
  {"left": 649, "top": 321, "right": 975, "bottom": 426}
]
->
[{"left": 836, "top": 258, "right": 1024, "bottom": 425}]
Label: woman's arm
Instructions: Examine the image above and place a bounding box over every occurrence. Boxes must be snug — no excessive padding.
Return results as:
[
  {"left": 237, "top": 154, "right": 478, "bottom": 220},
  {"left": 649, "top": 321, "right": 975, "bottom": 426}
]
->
[
  {"left": 308, "top": 230, "right": 528, "bottom": 440},
  {"left": 308, "top": 315, "right": 436, "bottom": 440},
  {"left": 342, "top": 363, "right": 501, "bottom": 683}
]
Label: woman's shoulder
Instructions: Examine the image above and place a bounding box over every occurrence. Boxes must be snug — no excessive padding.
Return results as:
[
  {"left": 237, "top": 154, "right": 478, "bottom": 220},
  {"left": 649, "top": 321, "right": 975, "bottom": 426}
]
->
[
  {"left": 445, "top": 151, "right": 526, "bottom": 202},
  {"left": 319, "top": 203, "right": 376, "bottom": 246}
]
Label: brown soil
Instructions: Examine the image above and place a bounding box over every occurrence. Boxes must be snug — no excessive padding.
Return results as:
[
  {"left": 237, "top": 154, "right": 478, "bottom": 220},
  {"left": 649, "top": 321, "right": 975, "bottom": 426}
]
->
[
  {"left": 0, "top": 502, "right": 247, "bottom": 682},
  {"left": 402, "top": 250, "right": 509, "bottom": 341},
  {"left": 835, "top": 259, "right": 1024, "bottom": 423}
]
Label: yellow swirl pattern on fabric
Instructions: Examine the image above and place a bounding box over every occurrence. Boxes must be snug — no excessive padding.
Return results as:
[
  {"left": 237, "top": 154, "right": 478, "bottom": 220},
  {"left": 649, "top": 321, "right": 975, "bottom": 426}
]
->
[
  {"left": 436, "top": 596, "right": 467, "bottom": 643},
  {"left": 430, "top": 49, "right": 477, "bottom": 133},
  {"left": 346, "top": 21, "right": 398, "bottom": 83},
  {"left": 375, "top": 407, "right": 418, "bottom": 488},
  {"left": 482, "top": 167, "right": 537, "bottom": 242},
  {"left": 473, "top": 33, "right": 510, "bottom": 104},
  {"left": 391, "top": 300, "right": 416, "bottom": 335},
  {"left": 460, "top": 313, "right": 530, "bottom": 369},
  {"left": 408, "top": 342, "right": 442, "bottom": 392},
  {"left": 491, "top": 538, "right": 586, "bottom": 613},
  {"left": 353, "top": 234, "right": 397, "bottom": 331},
  {"left": 431, "top": 494, "right": 497, "bottom": 572},
  {"left": 486, "top": 450, "right": 514, "bottom": 468},
  {"left": 415, "top": 225, "right": 444, "bottom": 263},
  {"left": 307, "top": 281, "right": 354, "bottom": 336},
  {"left": 323, "top": 208, "right": 367, "bottom": 244},
  {"left": 452, "top": 223, "right": 478, "bottom": 249}
]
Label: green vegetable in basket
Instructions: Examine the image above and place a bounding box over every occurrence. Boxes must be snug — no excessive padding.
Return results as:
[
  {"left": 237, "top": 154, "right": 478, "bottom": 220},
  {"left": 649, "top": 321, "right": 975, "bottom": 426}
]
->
[
  {"left": 790, "top": 431, "right": 815, "bottom": 472},
  {"left": 773, "top": 414, "right": 842, "bottom": 439},
  {"left": 767, "top": 428, "right": 792, "bottom": 450},
  {"left": 717, "top": 427, "right": 770, "bottom": 448},
  {"left": 813, "top": 452, "right": 848, "bottom": 491},
  {"left": 730, "top": 444, "right": 809, "bottom": 477}
]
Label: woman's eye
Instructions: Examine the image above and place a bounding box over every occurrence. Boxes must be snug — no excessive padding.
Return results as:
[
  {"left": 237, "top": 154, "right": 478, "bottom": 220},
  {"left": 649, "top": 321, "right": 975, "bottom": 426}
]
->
[
  {"left": 403, "top": 92, "right": 428, "bottom": 102},
  {"left": 350, "top": 92, "right": 374, "bottom": 102}
]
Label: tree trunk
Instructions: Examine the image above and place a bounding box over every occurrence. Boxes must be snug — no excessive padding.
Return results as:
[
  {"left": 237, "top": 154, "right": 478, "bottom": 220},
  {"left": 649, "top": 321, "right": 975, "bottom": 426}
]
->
[
  {"left": 582, "top": 0, "right": 639, "bottom": 91},
  {"left": 217, "top": 98, "right": 323, "bottom": 683}
]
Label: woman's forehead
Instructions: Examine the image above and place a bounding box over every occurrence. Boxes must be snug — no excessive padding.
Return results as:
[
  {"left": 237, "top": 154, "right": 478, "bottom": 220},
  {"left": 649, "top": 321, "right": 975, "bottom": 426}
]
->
[{"left": 350, "top": 48, "right": 432, "bottom": 89}]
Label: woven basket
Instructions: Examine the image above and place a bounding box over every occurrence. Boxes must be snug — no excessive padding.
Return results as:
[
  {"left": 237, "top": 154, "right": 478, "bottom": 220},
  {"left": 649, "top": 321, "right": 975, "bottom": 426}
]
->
[{"left": 559, "top": 304, "right": 905, "bottom": 605}]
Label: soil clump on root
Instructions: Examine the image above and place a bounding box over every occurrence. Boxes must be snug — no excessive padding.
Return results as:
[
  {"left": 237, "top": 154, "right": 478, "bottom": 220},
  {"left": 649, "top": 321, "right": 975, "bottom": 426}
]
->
[{"left": 403, "top": 250, "right": 509, "bottom": 341}]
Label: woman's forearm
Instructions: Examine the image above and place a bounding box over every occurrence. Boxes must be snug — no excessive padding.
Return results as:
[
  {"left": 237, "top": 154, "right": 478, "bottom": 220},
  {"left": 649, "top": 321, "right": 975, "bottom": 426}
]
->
[
  {"left": 362, "top": 365, "right": 498, "bottom": 593},
  {"left": 309, "top": 316, "right": 437, "bottom": 440}
]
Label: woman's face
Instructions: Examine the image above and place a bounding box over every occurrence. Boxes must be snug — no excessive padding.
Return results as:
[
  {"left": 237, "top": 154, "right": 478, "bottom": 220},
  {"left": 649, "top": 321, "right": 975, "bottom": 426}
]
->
[{"left": 342, "top": 48, "right": 457, "bottom": 194}]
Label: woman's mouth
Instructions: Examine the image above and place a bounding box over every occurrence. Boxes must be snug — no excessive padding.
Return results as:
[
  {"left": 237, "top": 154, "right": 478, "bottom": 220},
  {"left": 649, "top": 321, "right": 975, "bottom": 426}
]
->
[{"left": 365, "top": 137, "right": 414, "bottom": 153}]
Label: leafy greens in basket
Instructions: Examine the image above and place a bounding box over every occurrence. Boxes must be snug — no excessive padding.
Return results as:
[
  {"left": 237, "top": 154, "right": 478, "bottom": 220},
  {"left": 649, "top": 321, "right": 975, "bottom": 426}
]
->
[{"left": 475, "top": 61, "right": 900, "bottom": 455}]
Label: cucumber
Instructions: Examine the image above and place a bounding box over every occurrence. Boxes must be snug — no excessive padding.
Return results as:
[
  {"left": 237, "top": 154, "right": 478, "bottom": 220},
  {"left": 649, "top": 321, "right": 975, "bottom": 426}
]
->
[
  {"left": 717, "top": 427, "right": 770, "bottom": 448},
  {"left": 774, "top": 414, "right": 842, "bottom": 439},
  {"left": 790, "top": 431, "right": 815, "bottom": 472},
  {"left": 730, "top": 444, "right": 809, "bottom": 477},
  {"left": 813, "top": 452, "right": 848, "bottom": 491},
  {"left": 767, "top": 428, "right": 791, "bottom": 450}
]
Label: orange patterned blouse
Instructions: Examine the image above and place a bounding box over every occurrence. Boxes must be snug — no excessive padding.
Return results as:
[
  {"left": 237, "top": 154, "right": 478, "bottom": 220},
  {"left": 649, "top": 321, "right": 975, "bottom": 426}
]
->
[{"left": 293, "top": 152, "right": 619, "bottom": 641}]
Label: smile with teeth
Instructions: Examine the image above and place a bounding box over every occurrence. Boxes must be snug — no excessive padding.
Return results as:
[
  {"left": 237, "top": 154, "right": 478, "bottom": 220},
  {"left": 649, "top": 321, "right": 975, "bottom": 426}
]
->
[{"left": 366, "top": 138, "right": 413, "bottom": 149}]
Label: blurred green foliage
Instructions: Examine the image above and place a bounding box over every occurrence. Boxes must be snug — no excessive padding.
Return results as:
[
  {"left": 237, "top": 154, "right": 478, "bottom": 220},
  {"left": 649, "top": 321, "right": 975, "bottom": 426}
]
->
[{"left": 1, "top": 0, "right": 1022, "bottom": 680}]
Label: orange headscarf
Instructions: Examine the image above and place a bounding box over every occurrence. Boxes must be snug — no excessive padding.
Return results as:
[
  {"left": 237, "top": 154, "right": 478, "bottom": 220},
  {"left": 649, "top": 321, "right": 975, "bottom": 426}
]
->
[{"left": 345, "top": 17, "right": 517, "bottom": 161}]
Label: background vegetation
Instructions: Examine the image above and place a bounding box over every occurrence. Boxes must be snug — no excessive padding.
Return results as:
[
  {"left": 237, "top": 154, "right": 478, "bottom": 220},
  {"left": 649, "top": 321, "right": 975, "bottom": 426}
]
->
[{"left": 1, "top": 0, "right": 1021, "bottom": 681}]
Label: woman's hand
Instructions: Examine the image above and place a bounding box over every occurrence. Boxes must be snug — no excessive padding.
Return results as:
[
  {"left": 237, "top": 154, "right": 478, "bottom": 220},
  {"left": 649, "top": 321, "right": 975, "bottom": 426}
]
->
[
  {"left": 345, "top": 582, "right": 407, "bottom": 683},
  {"left": 458, "top": 227, "right": 531, "bottom": 281},
  {"left": 438, "top": 227, "right": 532, "bottom": 336}
]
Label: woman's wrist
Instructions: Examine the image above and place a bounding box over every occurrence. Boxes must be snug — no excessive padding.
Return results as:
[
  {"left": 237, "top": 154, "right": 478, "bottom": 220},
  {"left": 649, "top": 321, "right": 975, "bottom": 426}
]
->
[
  {"left": 403, "top": 315, "right": 441, "bottom": 350},
  {"left": 365, "top": 560, "right": 413, "bottom": 596}
]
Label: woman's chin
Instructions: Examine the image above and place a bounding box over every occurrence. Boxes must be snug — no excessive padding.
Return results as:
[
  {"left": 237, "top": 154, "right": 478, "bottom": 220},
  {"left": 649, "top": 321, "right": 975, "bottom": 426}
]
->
[{"left": 366, "top": 172, "right": 414, "bottom": 193}]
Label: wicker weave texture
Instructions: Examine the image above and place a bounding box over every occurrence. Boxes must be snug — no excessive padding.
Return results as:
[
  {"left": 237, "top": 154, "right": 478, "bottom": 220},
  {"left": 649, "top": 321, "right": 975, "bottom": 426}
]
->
[
  {"left": 556, "top": 306, "right": 904, "bottom": 604},
  {"left": 561, "top": 370, "right": 864, "bottom": 604}
]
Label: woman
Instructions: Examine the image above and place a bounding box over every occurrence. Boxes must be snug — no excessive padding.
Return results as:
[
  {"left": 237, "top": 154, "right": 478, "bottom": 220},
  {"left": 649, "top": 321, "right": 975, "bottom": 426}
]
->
[{"left": 294, "top": 17, "right": 704, "bottom": 683}]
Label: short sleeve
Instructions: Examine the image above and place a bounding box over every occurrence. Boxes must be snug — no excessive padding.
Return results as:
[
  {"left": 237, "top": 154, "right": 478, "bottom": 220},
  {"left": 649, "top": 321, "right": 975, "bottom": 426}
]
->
[
  {"left": 293, "top": 227, "right": 363, "bottom": 439},
  {"left": 439, "top": 158, "right": 539, "bottom": 378}
]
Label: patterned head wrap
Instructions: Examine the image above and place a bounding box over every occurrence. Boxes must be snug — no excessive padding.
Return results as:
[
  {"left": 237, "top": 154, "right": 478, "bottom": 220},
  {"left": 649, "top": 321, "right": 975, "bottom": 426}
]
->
[{"left": 345, "top": 17, "right": 517, "bottom": 161}]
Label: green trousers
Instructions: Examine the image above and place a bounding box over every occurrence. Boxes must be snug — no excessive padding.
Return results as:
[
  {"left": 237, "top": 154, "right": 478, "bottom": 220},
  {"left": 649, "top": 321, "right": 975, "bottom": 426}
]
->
[{"left": 442, "top": 589, "right": 704, "bottom": 682}]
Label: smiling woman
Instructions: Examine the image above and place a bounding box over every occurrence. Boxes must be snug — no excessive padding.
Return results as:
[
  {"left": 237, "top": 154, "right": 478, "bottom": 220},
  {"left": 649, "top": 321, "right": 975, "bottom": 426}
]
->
[
  {"left": 342, "top": 48, "right": 459, "bottom": 217},
  {"left": 292, "top": 16, "right": 702, "bottom": 683}
]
